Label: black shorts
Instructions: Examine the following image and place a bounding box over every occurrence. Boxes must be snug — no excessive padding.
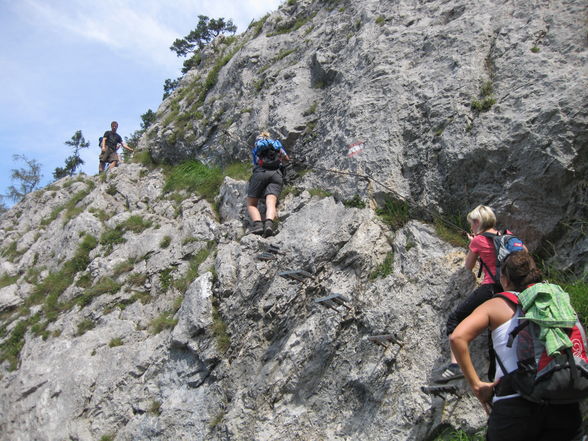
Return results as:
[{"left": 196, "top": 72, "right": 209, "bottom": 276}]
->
[
  {"left": 247, "top": 167, "right": 283, "bottom": 199},
  {"left": 446, "top": 283, "right": 501, "bottom": 335},
  {"left": 487, "top": 397, "right": 583, "bottom": 441}
]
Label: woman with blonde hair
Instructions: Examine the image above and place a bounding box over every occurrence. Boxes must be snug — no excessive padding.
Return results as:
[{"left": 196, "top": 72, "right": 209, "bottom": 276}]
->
[{"left": 434, "top": 205, "right": 522, "bottom": 383}]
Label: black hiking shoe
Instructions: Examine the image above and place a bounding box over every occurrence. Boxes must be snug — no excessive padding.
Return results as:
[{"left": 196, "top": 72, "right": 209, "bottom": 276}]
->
[
  {"left": 432, "top": 363, "right": 464, "bottom": 384},
  {"left": 263, "top": 219, "right": 275, "bottom": 238},
  {"left": 250, "top": 221, "right": 264, "bottom": 235}
]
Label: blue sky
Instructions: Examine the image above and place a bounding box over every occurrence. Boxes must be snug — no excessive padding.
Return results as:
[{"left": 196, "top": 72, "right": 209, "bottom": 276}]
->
[{"left": 0, "top": 0, "right": 282, "bottom": 206}]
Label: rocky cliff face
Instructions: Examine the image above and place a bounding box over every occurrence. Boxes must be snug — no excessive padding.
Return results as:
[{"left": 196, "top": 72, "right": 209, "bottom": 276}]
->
[
  {"left": 0, "top": 0, "right": 586, "bottom": 440},
  {"left": 147, "top": 0, "right": 587, "bottom": 273},
  {"left": 0, "top": 165, "right": 488, "bottom": 440}
]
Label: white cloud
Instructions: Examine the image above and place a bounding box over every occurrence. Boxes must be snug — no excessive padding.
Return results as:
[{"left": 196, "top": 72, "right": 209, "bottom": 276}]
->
[{"left": 14, "top": 0, "right": 282, "bottom": 72}]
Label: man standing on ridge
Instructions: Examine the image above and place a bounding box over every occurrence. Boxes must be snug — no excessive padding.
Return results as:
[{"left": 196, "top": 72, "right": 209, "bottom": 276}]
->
[
  {"left": 99, "top": 121, "right": 134, "bottom": 172},
  {"left": 246, "top": 130, "right": 289, "bottom": 237}
]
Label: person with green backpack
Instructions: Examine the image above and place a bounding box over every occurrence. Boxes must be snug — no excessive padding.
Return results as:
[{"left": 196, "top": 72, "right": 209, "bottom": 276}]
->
[{"left": 450, "top": 252, "right": 585, "bottom": 440}]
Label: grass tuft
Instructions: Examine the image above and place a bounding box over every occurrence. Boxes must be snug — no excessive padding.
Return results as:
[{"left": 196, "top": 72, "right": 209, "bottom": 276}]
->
[
  {"left": 376, "top": 196, "right": 410, "bottom": 229},
  {"left": 164, "top": 160, "right": 224, "bottom": 203}
]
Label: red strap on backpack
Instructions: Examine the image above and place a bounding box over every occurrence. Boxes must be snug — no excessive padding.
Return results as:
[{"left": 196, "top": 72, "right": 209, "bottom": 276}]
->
[{"left": 493, "top": 291, "right": 519, "bottom": 305}]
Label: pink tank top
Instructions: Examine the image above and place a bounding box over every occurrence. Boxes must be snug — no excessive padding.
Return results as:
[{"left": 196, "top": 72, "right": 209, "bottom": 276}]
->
[{"left": 469, "top": 234, "right": 497, "bottom": 284}]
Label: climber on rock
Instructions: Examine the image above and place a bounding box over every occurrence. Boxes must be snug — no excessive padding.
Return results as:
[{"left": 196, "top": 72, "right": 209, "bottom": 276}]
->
[
  {"left": 99, "top": 121, "right": 134, "bottom": 173},
  {"left": 246, "top": 130, "right": 289, "bottom": 237}
]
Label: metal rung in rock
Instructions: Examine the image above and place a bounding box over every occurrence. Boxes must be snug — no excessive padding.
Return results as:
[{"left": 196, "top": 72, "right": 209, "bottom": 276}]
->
[
  {"left": 367, "top": 334, "right": 403, "bottom": 348},
  {"left": 314, "top": 293, "right": 351, "bottom": 311},
  {"left": 421, "top": 385, "right": 460, "bottom": 397},
  {"left": 256, "top": 252, "right": 276, "bottom": 261},
  {"left": 267, "top": 245, "right": 281, "bottom": 255},
  {"left": 279, "top": 270, "right": 313, "bottom": 282}
]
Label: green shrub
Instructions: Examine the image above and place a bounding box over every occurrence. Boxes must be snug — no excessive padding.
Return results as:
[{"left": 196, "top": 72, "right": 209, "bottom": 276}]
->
[
  {"left": 376, "top": 196, "right": 410, "bottom": 229},
  {"left": 131, "top": 290, "right": 152, "bottom": 305},
  {"left": 99, "top": 228, "right": 126, "bottom": 251},
  {"left": 471, "top": 97, "right": 496, "bottom": 112},
  {"left": 375, "top": 16, "right": 386, "bottom": 25},
  {"left": 76, "top": 319, "right": 95, "bottom": 336},
  {"left": 159, "top": 268, "right": 174, "bottom": 292},
  {"left": 275, "top": 48, "right": 297, "bottom": 61},
  {"left": 565, "top": 280, "right": 588, "bottom": 325},
  {"left": 0, "top": 274, "right": 18, "bottom": 289},
  {"left": 173, "top": 241, "right": 216, "bottom": 292},
  {"left": 29, "top": 234, "right": 98, "bottom": 310},
  {"left": 149, "top": 400, "right": 162, "bottom": 415},
  {"left": 471, "top": 80, "right": 496, "bottom": 112},
  {"left": 109, "top": 337, "right": 123, "bottom": 347},
  {"left": 531, "top": 46, "right": 540, "bottom": 53},
  {"left": 209, "top": 411, "right": 225, "bottom": 429},
  {"left": 75, "top": 277, "right": 121, "bottom": 308},
  {"left": 128, "top": 272, "right": 149, "bottom": 287},
  {"left": 164, "top": 160, "right": 224, "bottom": 203},
  {"left": 268, "top": 13, "right": 316, "bottom": 36},
  {"left": 1, "top": 242, "right": 23, "bottom": 262},
  {"left": 41, "top": 182, "right": 95, "bottom": 226},
  {"left": 309, "top": 188, "right": 332, "bottom": 198},
  {"left": 132, "top": 149, "right": 155, "bottom": 166},
  {"left": 434, "top": 218, "right": 469, "bottom": 248},
  {"left": 541, "top": 266, "right": 588, "bottom": 325},
  {"left": 212, "top": 305, "right": 230, "bottom": 353},
  {"left": 223, "top": 162, "right": 251, "bottom": 181},
  {"left": 480, "top": 80, "right": 493, "bottom": 97},
  {"left": 369, "top": 252, "right": 394, "bottom": 280},
  {"left": 150, "top": 312, "right": 178, "bottom": 334},
  {"left": 249, "top": 13, "right": 270, "bottom": 38},
  {"left": 119, "top": 215, "right": 152, "bottom": 234},
  {"left": 343, "top": 195, "right": 366, "bottom": 209},
  {"left": 0, "top": 319, "right": 29, "bottom": 370},
  {"left": 160, "top": 235, "right": 172, "bottom": 249},
  {"left": 253, "top": 78, "right": 265, "bottom": 92},
  {"left": 433, "top": 428, "right": 486, "bottom": 441},
  {"left": 106, "top": 184, "right": 117, "bottom": 196},
  {"left": 113, "top": 260, "right": 135, "bottom": 277}
]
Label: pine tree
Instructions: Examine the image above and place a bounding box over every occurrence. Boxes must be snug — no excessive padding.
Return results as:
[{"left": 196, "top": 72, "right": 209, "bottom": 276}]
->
[
  {"left": 6, "top": 154, "right": 43, "bottom": 202},
  {"left": 53, "top": 130, "right": 90, "bottom": 180}
]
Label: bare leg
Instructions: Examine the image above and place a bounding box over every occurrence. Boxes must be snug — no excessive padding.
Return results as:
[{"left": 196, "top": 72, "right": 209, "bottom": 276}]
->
[
  {"left": 265, "top": 194, "right": 278, "bottom": 220},
  {"left": 247, "top": 197, "right": 262, "bottom": 222}
]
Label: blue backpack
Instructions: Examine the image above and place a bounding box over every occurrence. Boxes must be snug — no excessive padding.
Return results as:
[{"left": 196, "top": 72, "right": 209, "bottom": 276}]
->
[
  {"left": 255, "top": 139, "right": 282, "bottom": 170},
  {"left": 480, "top": 230, "right": 525, "bottom": 284}
]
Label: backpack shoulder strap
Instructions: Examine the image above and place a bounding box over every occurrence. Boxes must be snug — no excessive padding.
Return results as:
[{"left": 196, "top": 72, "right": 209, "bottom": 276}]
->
[
  {"left": 493, "top": 291, "right": 519, "bottom": 305},
  {"left": 493, "top": 292, "right": 528, "bottom": 348}
]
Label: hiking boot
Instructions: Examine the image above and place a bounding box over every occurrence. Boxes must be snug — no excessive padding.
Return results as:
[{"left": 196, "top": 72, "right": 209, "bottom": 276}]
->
[
  {"left": 432, "top": 363, "right": 464, "bottom": 384},
  {"left": 250, "top": 221, "right": 264, "bottom": 235},
  {"left": 263, "top": 219, "right": 275, "bottom": 238}
]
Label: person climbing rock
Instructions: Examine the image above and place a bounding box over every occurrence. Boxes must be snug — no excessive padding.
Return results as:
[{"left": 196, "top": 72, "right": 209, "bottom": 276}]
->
[
  {"left": 246, "top": 130, "right": 289, "bottom": 237},
  {"left": 99, "top": 121, "right": 134, "bottom": 172},
  {"left": 450, "top": 252, "right": 584, "bottom": 440},
  {"left": 433, "top": 205, "right": 526, "bottom": 383}
]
